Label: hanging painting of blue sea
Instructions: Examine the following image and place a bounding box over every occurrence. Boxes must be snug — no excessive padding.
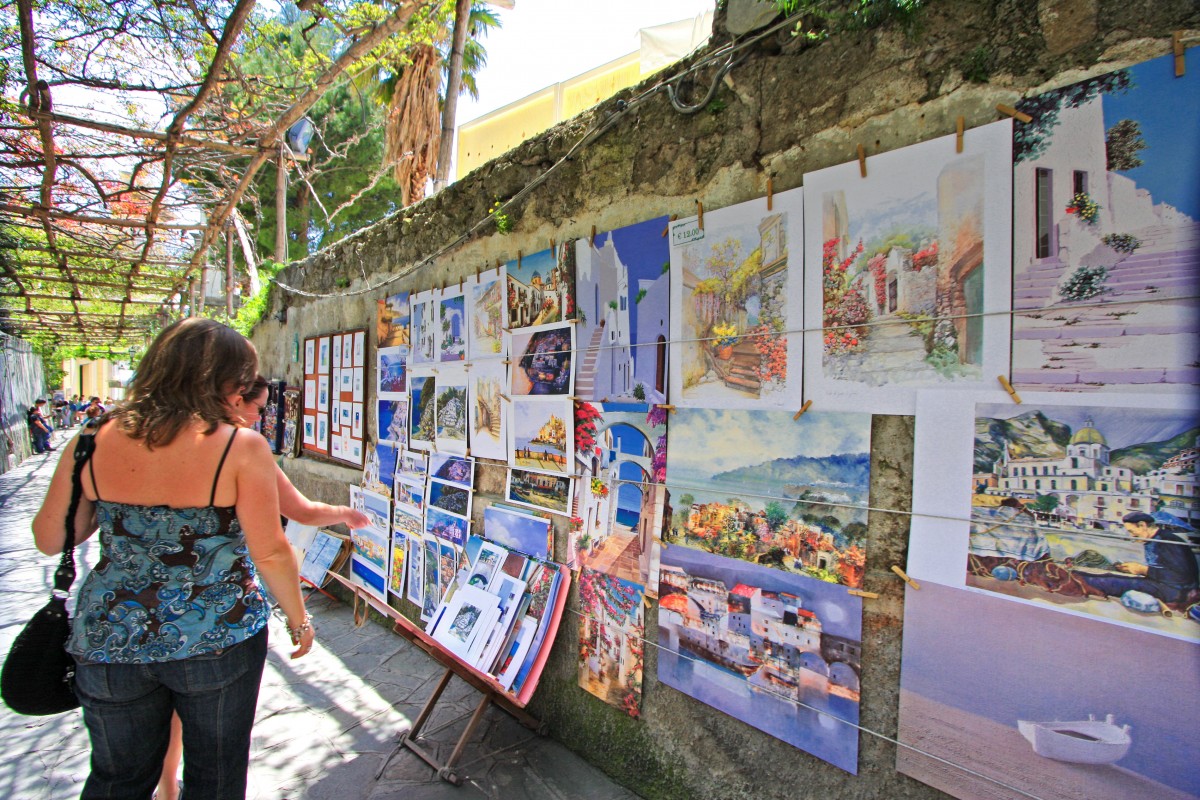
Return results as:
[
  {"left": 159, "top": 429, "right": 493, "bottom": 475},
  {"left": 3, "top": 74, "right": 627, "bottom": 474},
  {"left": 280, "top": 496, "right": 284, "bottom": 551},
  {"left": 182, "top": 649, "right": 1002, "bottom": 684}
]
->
[{"left": 1011, "top": 54, "right": 1200, "bottom": 391}]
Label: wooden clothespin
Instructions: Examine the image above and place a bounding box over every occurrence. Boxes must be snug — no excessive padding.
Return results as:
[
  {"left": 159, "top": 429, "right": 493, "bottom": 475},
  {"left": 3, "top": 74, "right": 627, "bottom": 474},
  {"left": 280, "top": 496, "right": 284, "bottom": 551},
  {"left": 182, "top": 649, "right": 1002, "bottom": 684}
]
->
[
  {"left": 767, "top": 176, "right": 774, "bottom": 211},
  {"left": 955, "top": 116, "right": 964, "bottom": 153},
  {"left": 847, "top": 589, "right": 880, "bottom": 599},
  {"left": 1174, "top": 31, "right": 1186, "bottom": 77},
  {"left": 655, "top": 403, "right": 677, "bottom": 414},
  {"left": 518, "top": 250, "right": 522, "bottom": 269},
  {"left": 696, "top": 201, "right": 704, "bottom": 231},
  {"left": 495, "top": 258, "right": 502, "bottom": 271},
  {"left": 996, "top": 103, "right": 1033, "bottom": 123},
  {"left": 475, "top": 264, "right": 481, "bottom": 280},
  {"left": 550, "top": 238, "right": 556, "bottom": 255},
  {"left": 590, "top": 225, "right": 597, "bottom": 247},
  {"left": 661, "top": 213, "right": 678, "bottom": 237},
  {"left": 792, "top": 399, "right": 813, "bottom": 420},
  {"left": 857, "top": 144, "right": 867, "bottom": 177},
  {"left": 501, "top": 358, "right": 511, "bottom": 365},
  {"left": 458, "top": 275, "right": 463, "bottom": 291},
  {"left": 500, "top": 393, "right": 510, "bottom": 402},
  {"left": 891, "top": 565, "right": 920, "bottom": 590},
  {"left": 997, "top": 375, "right": 1022, "bottom": 404}
]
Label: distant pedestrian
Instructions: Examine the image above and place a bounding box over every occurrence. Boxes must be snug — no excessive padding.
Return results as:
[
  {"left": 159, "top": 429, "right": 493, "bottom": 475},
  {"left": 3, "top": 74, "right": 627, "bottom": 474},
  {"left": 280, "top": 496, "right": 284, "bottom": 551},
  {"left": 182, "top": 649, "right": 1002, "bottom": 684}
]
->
[{"left": 26, "top": 398, "right": 53, "bottom": 454}]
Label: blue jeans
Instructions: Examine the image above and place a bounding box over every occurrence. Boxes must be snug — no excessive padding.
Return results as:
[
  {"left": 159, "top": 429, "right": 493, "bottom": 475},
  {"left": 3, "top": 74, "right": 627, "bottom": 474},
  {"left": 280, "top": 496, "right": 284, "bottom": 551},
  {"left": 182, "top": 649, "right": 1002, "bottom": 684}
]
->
[{"left": 74, "top": 629, "right": 268, "bottom": 800}]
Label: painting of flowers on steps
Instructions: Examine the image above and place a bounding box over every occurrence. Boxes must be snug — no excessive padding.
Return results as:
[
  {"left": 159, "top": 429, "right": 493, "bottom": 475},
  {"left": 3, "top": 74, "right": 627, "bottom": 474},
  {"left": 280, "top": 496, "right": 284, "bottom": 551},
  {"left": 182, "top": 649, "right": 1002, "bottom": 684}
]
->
[{"left": 1011, "top": 53, "right": 1200, "bottom": 393}]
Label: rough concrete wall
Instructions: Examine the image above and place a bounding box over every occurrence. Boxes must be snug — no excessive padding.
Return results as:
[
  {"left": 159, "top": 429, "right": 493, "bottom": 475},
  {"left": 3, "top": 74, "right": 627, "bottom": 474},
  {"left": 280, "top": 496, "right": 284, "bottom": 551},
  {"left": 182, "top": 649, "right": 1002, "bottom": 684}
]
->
[
  {"left": 0, "top": 332, "right": 46, "bottom": 472},
  {"left": 249, "top": 1, "right": 1199, "bottom": 797}
]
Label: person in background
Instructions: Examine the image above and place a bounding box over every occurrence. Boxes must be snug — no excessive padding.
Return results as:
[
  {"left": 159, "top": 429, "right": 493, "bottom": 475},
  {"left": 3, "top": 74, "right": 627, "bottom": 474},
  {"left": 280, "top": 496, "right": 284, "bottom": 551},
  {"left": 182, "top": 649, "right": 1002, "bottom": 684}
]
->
[
  {"left": 32, "top": 318, "right": 313, "bottom": 799},
  {"left": 154, "top": 373, "right": 370, "bottom": 800},
  {"left": 27, "top": 398, "right": 53, "bottom": 454}
]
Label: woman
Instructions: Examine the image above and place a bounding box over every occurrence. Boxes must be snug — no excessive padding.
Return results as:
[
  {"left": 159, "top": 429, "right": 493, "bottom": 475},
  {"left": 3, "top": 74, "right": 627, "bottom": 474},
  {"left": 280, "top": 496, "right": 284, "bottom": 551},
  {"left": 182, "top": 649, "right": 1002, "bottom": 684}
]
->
[
  {"left": 155, "top": 375, "right": 370, "bottom": 800},
  {"left": 33, "top": 318, "right": 313, "bottom": 799}
]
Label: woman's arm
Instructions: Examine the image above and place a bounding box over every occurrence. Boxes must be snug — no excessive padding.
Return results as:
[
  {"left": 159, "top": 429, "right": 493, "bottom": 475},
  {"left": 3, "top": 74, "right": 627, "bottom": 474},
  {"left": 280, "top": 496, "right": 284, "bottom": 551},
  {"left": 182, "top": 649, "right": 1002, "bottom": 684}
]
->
[
  {"left": 232, "top": 430, "right": 313, "bottom": 657},
  {"left": 31, "top": 434, "right": 97, "bottom": 555},
  {"left": 275, "top": 465, "right": 370, "bottom": 529}
]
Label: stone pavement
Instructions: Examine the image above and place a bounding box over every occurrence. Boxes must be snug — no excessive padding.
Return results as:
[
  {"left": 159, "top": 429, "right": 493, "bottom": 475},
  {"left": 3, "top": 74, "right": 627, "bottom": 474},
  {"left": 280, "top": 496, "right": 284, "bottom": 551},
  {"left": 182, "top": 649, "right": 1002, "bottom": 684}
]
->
[{"left": 0, "top": 432, "right": 640, "bottom": 800}]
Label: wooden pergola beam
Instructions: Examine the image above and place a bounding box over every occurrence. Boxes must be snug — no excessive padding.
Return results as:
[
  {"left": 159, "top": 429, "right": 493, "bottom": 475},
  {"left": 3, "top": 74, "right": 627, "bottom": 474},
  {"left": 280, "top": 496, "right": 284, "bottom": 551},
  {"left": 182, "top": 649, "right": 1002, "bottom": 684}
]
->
[
  {"left": 5, "top": 273, "right": 176, "bottom": 293},
  {"left": 9, "top": 244, "right": 193, "bottom": 268},
  {"left": 1, "top": 292, "right": 168, "bottom": 306},
  {"left": 10, "top": 261, "right": 180, "bottom": 285},
  {"left": 1, "top": 203, "right": 208, "bottom": 231}
]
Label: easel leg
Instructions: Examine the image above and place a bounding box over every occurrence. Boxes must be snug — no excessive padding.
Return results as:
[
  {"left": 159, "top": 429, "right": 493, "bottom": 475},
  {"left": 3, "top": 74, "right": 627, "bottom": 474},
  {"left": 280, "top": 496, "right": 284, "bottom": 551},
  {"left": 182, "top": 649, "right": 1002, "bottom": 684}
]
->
[
  {"left": 374, "top": 667, "right": 454, "bottom": 780},
  {"left": 439, "top": 691, "right": 495, "bottom": 784}
]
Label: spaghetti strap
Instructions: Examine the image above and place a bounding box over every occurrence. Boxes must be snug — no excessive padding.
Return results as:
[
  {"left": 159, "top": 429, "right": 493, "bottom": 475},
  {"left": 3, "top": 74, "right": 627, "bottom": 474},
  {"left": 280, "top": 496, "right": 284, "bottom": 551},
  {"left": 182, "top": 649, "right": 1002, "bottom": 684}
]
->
[
  {"left": 87, "top": 452, "right": 102, "bottom": 501},
  {"left": 210, "top": 428, "right": 239, "bottom": 506}
]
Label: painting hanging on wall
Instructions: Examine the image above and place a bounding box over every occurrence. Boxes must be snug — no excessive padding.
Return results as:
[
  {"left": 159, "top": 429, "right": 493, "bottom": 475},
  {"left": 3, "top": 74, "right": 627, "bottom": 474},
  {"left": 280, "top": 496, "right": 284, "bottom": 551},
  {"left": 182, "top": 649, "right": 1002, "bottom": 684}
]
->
[
  {"left": 571, "top": 402, "right": 667, "bottom": 593},
  {"left": 574, "top": 217, "right": 671, "bottom": 404},
  {"left": 409, "top": 290, "right": 437, "bottom": 366},
  {"left": 506, "top": 467, "right": 572, "bottom": 516},
  {"left": 577, "top": 568, "right": 645, "bottom": 718},
  {"left": 468, "top": 357, "right": 508, "bottom": 461},
  {"left": 348, "top": 486, "right": 390, "bottom": 603},
  {"left": 664, "top": 408, "right": 872, "bottom": 588},
  {"left": 437, "top": 288, "right": 467, "bottom": 362},
  {"left": 508, "top": 396, "right": 573, "bottom": 475},
  {"left": 802, "top": 120, "right": 1014, "bottom": 415},
  {"left": 377, "top": 398, "right": 407, "bottom": 446},
  {"left": 1011, "top": 54, "right": 1199, "bottom": 392},
  {"left": 509, "top": 322, "right": 575, "bottom": 397},
  {"left": 897, "top": 581, "right": 1200, "bottom": 800},
  {"left": 669, "top": 188, "right": 804, "bottom": 409},
  {"left": 434, "top": 365, "right": 469, "bottom": 456},
  {"left": 376, "top": 291, "right": 410, "bottom": 348},
  {"left": 281, "top": 387, "right": 301, "bottom": 457},
  {"left": 408, "top": 369, "right": 436, "bottom": 452},
  {"left": 469, "top": 268, "right": 507, "bottom": 360},
  {"left": 910, "top": 389, "right": 1200, "bottom": 642},
  {"left": 506, "top": 241, "right": 576, "bottom": 331},
  {"left": 657, "top": 545, "right": 862, "bottom": 774},
  {"left": 482, "top": 503, "right": 552, "bottom": 560}
]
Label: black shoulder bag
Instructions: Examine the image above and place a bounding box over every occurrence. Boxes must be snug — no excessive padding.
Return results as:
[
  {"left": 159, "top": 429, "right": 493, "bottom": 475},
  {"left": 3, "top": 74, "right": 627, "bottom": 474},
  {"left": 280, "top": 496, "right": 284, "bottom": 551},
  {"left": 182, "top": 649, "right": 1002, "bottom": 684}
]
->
[{"left": 1, "top": 429, "right": 96, "bottom": 715}]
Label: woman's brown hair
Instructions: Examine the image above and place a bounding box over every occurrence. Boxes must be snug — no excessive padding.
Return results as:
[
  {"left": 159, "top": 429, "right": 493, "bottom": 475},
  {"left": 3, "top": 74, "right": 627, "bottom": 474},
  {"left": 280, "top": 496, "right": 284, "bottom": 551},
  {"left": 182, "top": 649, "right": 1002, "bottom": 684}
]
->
[{"left": 110, "top": 318, "right": 259, "bottom": 447}]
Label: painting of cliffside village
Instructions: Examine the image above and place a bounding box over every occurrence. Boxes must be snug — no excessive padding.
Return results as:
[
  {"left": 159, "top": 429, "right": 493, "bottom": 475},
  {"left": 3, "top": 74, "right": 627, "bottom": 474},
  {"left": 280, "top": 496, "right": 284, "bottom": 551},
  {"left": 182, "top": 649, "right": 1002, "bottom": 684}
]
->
[
  {"left": 1011, "top": 54, "right": 1200, "bottom": 392},
  {"left": 509, "top": 397, "right": 572, "bottom": 475},
  {"left": 658, "top": 545, "right": 862, "bottom": 773},
  {"left": 575, "top": 217, "right": 671, "bottom": 404},
  {"left": 577, "top": 568, "right": 646, "bottom": 718},
  {"left": 969, "top": 402, "right": 1199, "bottom": 639},
  {"left": 506, "top": 242, "right": 576, "bottom": 331},
  {"left": 571, "top": 402, "right": 668, "bottom": 593},
  {"left": 665, "top": 408, "right": 872, "bottom": 588},
  {"left": 670, "top": 192, "right": 802, "bottom": 409},
  {"left": 803, "top": 122, "right": 1012, "bottom": 414}
]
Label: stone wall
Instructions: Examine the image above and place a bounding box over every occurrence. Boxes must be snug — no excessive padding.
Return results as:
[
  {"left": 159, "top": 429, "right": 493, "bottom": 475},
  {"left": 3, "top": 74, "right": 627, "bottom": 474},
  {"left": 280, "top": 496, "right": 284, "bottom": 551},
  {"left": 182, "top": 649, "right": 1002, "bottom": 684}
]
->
[
  {"left": 0, "top": 332, "right": 46, "bottom": 472},
  {"left": 247, "top": 2, "right": 1199, "bottom": 797}
]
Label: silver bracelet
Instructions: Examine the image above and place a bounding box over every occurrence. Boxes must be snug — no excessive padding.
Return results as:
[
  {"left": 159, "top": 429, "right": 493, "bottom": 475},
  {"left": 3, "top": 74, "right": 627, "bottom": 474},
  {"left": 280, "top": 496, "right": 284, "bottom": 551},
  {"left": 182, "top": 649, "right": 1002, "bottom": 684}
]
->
[{"left": 288, "top": 613, "right": 313, "bottom": 645}]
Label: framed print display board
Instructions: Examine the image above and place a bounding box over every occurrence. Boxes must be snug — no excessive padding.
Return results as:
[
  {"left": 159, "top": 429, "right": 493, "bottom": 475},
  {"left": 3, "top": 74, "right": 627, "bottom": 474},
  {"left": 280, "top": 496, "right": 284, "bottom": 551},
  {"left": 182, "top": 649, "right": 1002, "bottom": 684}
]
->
[{"left": 303, "top": 329, "right": 367, "bottom": 466}]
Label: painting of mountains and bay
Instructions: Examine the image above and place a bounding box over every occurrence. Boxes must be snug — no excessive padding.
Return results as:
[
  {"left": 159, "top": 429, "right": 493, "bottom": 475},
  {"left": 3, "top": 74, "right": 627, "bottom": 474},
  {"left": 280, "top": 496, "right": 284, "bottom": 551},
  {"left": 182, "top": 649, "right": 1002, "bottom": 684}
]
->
[
  {"left": 669, "top": 189, "right": 804, "bottom": 409},
  {"left": 802, "top": 121, "right": 1014, "bottom": 415},
  {"left": 665, "top": 408, "right": 872, "bottom": 588},
  {"left": 574, "top": 217, "right": 671, "bottom": 404},
  {"left": 1011, "top": 54, "right": 1199, "bottom": 392},
  {"left": 967, "top": 402, "right": 1200, "bottom": 641},
  {"left": 657, "top": 545, "right": 862, "bottom": 773}
]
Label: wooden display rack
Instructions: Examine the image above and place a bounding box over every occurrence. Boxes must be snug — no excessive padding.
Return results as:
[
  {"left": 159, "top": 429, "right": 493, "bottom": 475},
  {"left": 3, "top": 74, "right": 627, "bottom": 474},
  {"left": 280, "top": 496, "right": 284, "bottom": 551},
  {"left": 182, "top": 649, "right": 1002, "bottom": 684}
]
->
[{"left": 326, "top": 566, "right": 571, "bottom": 786}]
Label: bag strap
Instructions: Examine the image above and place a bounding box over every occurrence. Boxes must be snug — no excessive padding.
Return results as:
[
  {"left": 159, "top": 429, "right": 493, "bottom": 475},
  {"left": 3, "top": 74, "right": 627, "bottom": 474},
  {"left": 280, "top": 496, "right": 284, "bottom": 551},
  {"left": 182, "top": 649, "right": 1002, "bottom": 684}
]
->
[{"left": 52, "top": 426, "right": 97, "bottom": 597}]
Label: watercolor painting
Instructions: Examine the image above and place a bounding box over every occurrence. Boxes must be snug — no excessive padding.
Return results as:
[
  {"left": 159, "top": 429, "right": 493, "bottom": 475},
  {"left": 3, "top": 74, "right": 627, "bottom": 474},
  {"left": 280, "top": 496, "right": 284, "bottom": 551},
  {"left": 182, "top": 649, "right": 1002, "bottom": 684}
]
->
[
  {"left": 396, "top": 449, "right": 428, "bottom": 487},
  {"left": 378, "top": 347, "right": 407, "bottom": 397},
  {"left": 897, "top": 581, "right": 1199, "bottom": 800},
  {"left": 510, "top": 322, "right": 574, "bottom": 396},
  {"left": 426, "top": 507, "right": 468, "bottom": 547},
  {"left": 428, "top": 479, "right": 472, "bottom": 518},
  {"left": 389, "top": 532, "right": 407, "bottom": 598},
  {"left": 408, "top": 371, "right": 436, "bottom": 451},
  {"left": 574, "top": 217, "right": 671, "bottom": 404},
  {"left": 572, "top": 402, "right": 667, "bottom": 592},
  {"left": 438, "top": 291, "right": 467, "bottom": 362},
  {"left": 409, "top": 292, "right": 437, "bottom": 366},
  {"left": 405, "top": 532, "right": 423, "bottom": 608},
  {"left": 1010, "top": 55, "right": 1200, "bottom": 392},
  {"left": 435, "top": 371, "right": 468, "bottom": 456},
  {"left": 349, "top": 487, "right": 390, "bottom": 602},
  {"left": 482, "top": 504, "right": 552, "bottom": 560},
  {"left": 393, "top": 505, "right": 422, "bottom": 540},
  {"left": 429, "top": 453, "right": 474, "bottom": 489},
  {"left": 506, "top": 241, "right": 576, "bottom": 330},
  {"left": 377, "top": 399, "right": 407, "bottom": 445},
  {"left": 577, "top": 568, "right": 645, "bottom": 718},
  {"left": 509, "top": 397, "right": 573, "bottom": 475},
  {"left": 658, "top": 545, "right": 862, "bottom": 774},
  {"left": 421, "top": 535, "right": 441, "bottom": 622},
  {"left": 470, "top": 269, "right": 506, "bottom": 359},
  {"left": 438, "top": 539, "right": 460, "bottom": 603},
  {"left": 362, "top": 441, "right": 397, "bottom": 499},
  {"left": 669, "top": 188, "right": 804, "bottom": 409},
  {"left": 802, "top": 121, "right": 1014, "bottom": 415},
  {"left": 376, "top": 291, "right": 410, "bottom": 348},
  {"left": 506, "top": 467, "right": 572, "bottom": 516},
  {"left": 966, "top": 402, "right": 1199, "bottom": 638},
  {"left": 469, "top": 358, "right": 507, "bottom": 461},
  {"left": 665, "top": 408, "right": 872, "bottom": 588}
]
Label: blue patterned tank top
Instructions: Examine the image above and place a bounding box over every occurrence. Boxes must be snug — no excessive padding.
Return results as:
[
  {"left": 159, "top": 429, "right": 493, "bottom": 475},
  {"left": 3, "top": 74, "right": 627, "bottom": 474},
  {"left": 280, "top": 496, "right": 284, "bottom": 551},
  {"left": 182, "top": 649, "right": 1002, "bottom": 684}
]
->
[{"left": 67, "top": 430, "right": 270, "bottom": 664}]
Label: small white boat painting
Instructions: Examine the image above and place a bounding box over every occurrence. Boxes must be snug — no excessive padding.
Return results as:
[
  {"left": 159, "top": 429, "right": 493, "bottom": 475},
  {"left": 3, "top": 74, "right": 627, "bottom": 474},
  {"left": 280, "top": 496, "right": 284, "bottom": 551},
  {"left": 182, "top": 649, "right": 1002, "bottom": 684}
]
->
[{"left": 1017, "top": 714, "right": 1132, "bottom": 765}]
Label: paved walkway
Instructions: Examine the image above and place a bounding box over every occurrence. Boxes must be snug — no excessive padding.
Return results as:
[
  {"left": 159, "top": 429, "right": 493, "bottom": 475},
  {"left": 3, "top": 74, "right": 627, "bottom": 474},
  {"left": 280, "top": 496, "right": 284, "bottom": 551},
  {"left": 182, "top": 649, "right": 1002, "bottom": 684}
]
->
[{"left": 0, "top": 432, "right": 639, "bottom": 800}]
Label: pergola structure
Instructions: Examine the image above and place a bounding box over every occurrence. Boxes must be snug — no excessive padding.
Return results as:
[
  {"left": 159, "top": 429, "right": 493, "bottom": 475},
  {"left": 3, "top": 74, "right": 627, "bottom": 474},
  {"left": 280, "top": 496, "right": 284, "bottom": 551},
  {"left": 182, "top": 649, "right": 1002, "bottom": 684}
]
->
[{"left": 0, "top": 0, "right": 444, "bottom": 351}]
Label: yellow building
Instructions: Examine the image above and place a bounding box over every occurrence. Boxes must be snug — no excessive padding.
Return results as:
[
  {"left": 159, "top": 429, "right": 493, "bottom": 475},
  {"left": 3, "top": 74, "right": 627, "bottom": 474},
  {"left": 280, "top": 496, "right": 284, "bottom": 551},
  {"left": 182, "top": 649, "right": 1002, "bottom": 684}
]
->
[
  {"left": 61, "top": 358, "right": 132, "bottom": 402},
  {"left": 455, "top": 13, "right": 712, "bottom": 180}
]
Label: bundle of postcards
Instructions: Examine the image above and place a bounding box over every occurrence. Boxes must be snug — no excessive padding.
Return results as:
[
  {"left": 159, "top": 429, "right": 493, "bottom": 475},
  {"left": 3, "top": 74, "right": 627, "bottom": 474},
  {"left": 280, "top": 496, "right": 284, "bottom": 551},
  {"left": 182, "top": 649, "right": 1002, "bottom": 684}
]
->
[{"left": 427, "top": 532, "right": 565, "bottom": 696}]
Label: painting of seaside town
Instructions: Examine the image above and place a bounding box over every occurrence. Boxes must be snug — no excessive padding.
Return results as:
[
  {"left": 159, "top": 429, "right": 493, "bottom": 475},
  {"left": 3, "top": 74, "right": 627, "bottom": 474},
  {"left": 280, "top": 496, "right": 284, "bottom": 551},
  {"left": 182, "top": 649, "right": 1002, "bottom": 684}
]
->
[
  {"left": 507, "top": 467, "right": 572, "bottom": 515},
  {"left": 658, "top": 545, "right": 862, "bottom": 773},
  {"left": 506, "top": 242, "right": 576, "bottom": 331},
  {"left": 669, "top": 189, "right": 803, "bottom": 409},
  {"left": 802, "top": 122, "right": 1013, "bottom": 415},
  {"left": 1010, "top": 54, "right": 1200, "bottom": 392},
  {"left": 968, "top": 402, "right": 1200, "bottom": 640},
  {"left": 376, "top": 291, "right": 410, "bottom": 348},
  {"left": 469, "top": 270, "right": 506, "bottom": 359},
  {"left": 665, "top": 408, "right": 872, "bottom": 588},
  {"left": 898, "top": 581, "right": 1200, "bottom": 800},
  {"left": 575, "top": 217, "right": 671, "bottom": 404},
  {"left": 435, "top": 375, "right": 468, "bottom": 455},
  {"left": 577, "top": 568, "right": 646, "bottom": 718},
  {"left": 510, "top": 322, "right": 574, "bottom": 396},
  {"left": 571, "top": 402, "right": 667, "bottom": 592},
  {"left": 509, "top": 397, "right": 573, "bottom": 475}
]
